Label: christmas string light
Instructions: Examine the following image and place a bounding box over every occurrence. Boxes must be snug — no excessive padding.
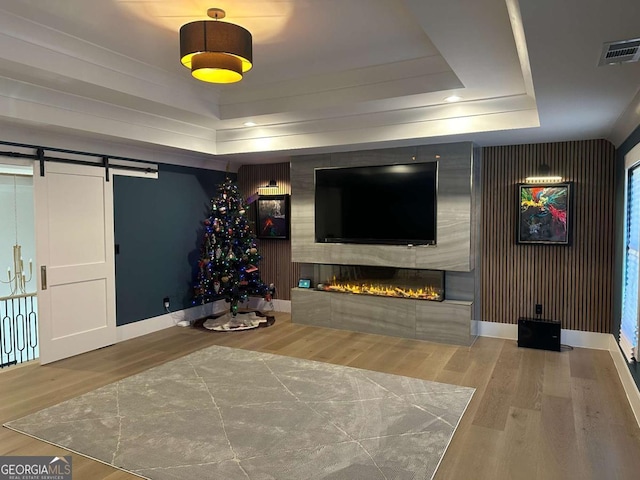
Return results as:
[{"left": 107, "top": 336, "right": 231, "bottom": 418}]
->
[{"left": 193, "top": 177, "right": 273, "bottom": 317}]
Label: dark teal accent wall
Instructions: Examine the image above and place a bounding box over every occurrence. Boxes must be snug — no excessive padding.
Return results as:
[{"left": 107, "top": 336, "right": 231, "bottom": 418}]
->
[
  {"left": 614, "top": 123, "right": 640, "bottom": 390},
  {"left": 113, "top": 164, "right": 230, "bottom": 326}
]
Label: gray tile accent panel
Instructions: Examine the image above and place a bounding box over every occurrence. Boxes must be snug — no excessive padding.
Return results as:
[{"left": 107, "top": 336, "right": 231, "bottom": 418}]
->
[
  {"left": 330, "top": 244, "right": 418, "bottom": 269},
  {"left": 292, "top": 289, "right": 474, "bottom": 345},
  {"left": 291, "top": 288, "right": 331, "bottom": 327},
  {"left": 330, "top": 146, "right": 418, "bottom": 168},
  {"left": 415, "top": 150, "right": 472, "bottom": 271},
  {"left": 472, "top": 145, "right": 483, "bottom": 321},
  {"left": 445, "top": 270, "right": 475, "bottom": 301},
  {"left": 291, "top": 155, "right": 330, "bottom": 264},
  {"left": 291, "top": 142, "right": 475, "bottom": 271},
  {"left": 415, "top": 301, "right": 473, "bottom": 346},
  {"left": 331, "top": 294, "right": 416, "bottom": 338},
  {"left": 290, "top": 142, "right": 480, "bottom": 345}
]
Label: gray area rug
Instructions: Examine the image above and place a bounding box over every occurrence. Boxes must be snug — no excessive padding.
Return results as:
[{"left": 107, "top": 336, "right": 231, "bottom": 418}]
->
[{"left": 5, "top": 345, "right": 474, "bottom": 480}]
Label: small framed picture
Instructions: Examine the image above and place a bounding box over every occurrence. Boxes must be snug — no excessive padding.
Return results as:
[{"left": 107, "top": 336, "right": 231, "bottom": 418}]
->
[
  {"left": 298, "top": 278, "right": 311, "bottom": 288},
  {"left": 256, "top": 195, "right": 290, "bottom": 239},
  {"left": 517, "top": 183, "right": 572, "bottom": 245}
]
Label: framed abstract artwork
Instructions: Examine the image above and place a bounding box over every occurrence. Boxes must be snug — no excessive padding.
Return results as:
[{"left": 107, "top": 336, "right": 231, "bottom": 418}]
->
[
  {"left": 256, "top": 194, "right": 289, "bottom": 239},
  {"left": 517, "top": 183, "right": 572, "bottom": 245}
]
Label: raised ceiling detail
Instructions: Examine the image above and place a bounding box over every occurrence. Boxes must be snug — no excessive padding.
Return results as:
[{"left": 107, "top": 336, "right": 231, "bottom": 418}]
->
[{"left": 0, "top": 0, "right": 638, "bottom": 162}]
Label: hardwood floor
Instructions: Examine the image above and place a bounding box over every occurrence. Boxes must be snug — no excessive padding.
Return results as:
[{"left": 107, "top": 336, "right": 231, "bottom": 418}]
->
[{"left": 1, "top": 314, "right": 639, "bottom": 479}]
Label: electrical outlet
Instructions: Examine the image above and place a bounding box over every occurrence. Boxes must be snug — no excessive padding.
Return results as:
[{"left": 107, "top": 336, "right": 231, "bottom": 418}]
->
[
  {"left": 163, "top": 297, "right": 170, "bottom": 309},
  {"left": 535, "top": 304, "right": 543, "bottom": 315}
]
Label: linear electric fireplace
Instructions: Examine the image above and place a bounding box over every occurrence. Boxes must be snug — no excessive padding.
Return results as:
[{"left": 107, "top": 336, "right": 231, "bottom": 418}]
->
[
  {"left": 291, "top": 142, "right": 479, "bottom": 346},
  {"left": 312, "top": 265, "right": 444, "bottom": 301}
]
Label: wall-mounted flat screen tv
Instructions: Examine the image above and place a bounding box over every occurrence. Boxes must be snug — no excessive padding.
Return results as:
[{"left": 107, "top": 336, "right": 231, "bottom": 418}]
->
[{"left": 315, "top": 162, "right": 437, "bottom": 245}]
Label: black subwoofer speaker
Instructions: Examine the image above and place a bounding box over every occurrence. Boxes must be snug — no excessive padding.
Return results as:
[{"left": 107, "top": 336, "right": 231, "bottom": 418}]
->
[{"left": 517, "top": 317, "right": 561, "bottom": 352}]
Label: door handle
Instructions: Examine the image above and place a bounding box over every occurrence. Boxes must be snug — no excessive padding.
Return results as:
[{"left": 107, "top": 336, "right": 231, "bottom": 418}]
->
[{"left": 41, "top": 265, "right": 47, "bottom": 290}]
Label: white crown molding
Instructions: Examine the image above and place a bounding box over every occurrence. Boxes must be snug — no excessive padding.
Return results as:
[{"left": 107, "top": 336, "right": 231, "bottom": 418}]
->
[
  {"left": 220, "top": 57, "right": 462, "bottom": 119},
  {"left": 0, "top": 8, "right": 220, "bottom": 118},
  {"left": 216, "top": 108, "right": 539, "bottom": 155},
  {"left": 0, "top": 78, "right": 219, "bottom": 155},
  {"left": 0, "top": 1, "right": 541, "bottom": 158}
]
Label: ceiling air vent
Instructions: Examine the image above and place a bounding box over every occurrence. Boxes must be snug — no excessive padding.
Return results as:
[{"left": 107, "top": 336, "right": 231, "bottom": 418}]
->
[{"left": 598, "top": 38, "right": 640, "bottom": 66}]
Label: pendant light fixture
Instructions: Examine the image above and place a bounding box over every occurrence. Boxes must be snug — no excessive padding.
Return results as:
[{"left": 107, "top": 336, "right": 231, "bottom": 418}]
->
[{"left": 180, "top": 8, "right": 253, "bottom": 84}]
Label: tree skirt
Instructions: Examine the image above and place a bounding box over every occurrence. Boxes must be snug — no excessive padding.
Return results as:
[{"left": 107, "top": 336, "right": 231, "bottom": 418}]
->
[{"left": 203, "top": 311, "right": 275, "bottom": 331}]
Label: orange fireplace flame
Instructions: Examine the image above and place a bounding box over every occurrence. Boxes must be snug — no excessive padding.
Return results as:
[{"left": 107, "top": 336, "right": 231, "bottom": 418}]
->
[{"left": 322, "top": 278, "right": 442, "bottom": 301}]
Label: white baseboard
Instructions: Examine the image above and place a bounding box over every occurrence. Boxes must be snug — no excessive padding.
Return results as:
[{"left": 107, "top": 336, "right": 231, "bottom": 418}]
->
[
  {"left": 476, "top": 321, "right": 611, "bottom": 349},
  {"left": 608, "top": 335, "right": 640, "bottom": 428},
  {"left": 476, "top": 321, "right": 518, "bottom": 340},
  {"left": 561, "top": 329, "right": 612, "bottom": 350},
  {"left": 116, "top": 300, "right": 228, "bottom": 342},
  {"left": 115, "top": 299, "right": 292, "bottom": 343}
]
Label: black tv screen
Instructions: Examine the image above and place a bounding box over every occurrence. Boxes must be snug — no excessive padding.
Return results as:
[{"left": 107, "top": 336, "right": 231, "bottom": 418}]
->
[{"left": 315, "top": 162, "right": 437, "bottom": 245}]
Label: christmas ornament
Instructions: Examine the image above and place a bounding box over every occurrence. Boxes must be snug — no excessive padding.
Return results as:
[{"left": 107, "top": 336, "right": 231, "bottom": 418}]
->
[{"left": 194, "top": 176, "right": 273, "bottom": 317}]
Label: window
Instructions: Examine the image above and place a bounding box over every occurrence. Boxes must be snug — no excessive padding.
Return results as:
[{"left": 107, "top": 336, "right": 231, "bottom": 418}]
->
[{"left": 621, "top": 143, "right": 640, "bottom": 363}]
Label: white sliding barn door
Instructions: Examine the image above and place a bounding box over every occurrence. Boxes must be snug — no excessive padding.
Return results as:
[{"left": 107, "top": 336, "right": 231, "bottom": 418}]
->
[{"left": 34, "top": 162, "right": 116, "bottom": 364}]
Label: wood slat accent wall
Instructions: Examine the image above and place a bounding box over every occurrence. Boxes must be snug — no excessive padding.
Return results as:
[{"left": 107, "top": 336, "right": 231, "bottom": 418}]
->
[
  {"left": 238, "top": 162, "right": 298, "bottom": 301},
  {"left": 481, "top": 140, "right": 616, "bottom": 332}
]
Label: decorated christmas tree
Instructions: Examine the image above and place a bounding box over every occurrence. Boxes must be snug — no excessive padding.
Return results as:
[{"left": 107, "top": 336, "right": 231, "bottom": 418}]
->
[{"left": 194, "top": 177, "right": 271, "bottom": 317}]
